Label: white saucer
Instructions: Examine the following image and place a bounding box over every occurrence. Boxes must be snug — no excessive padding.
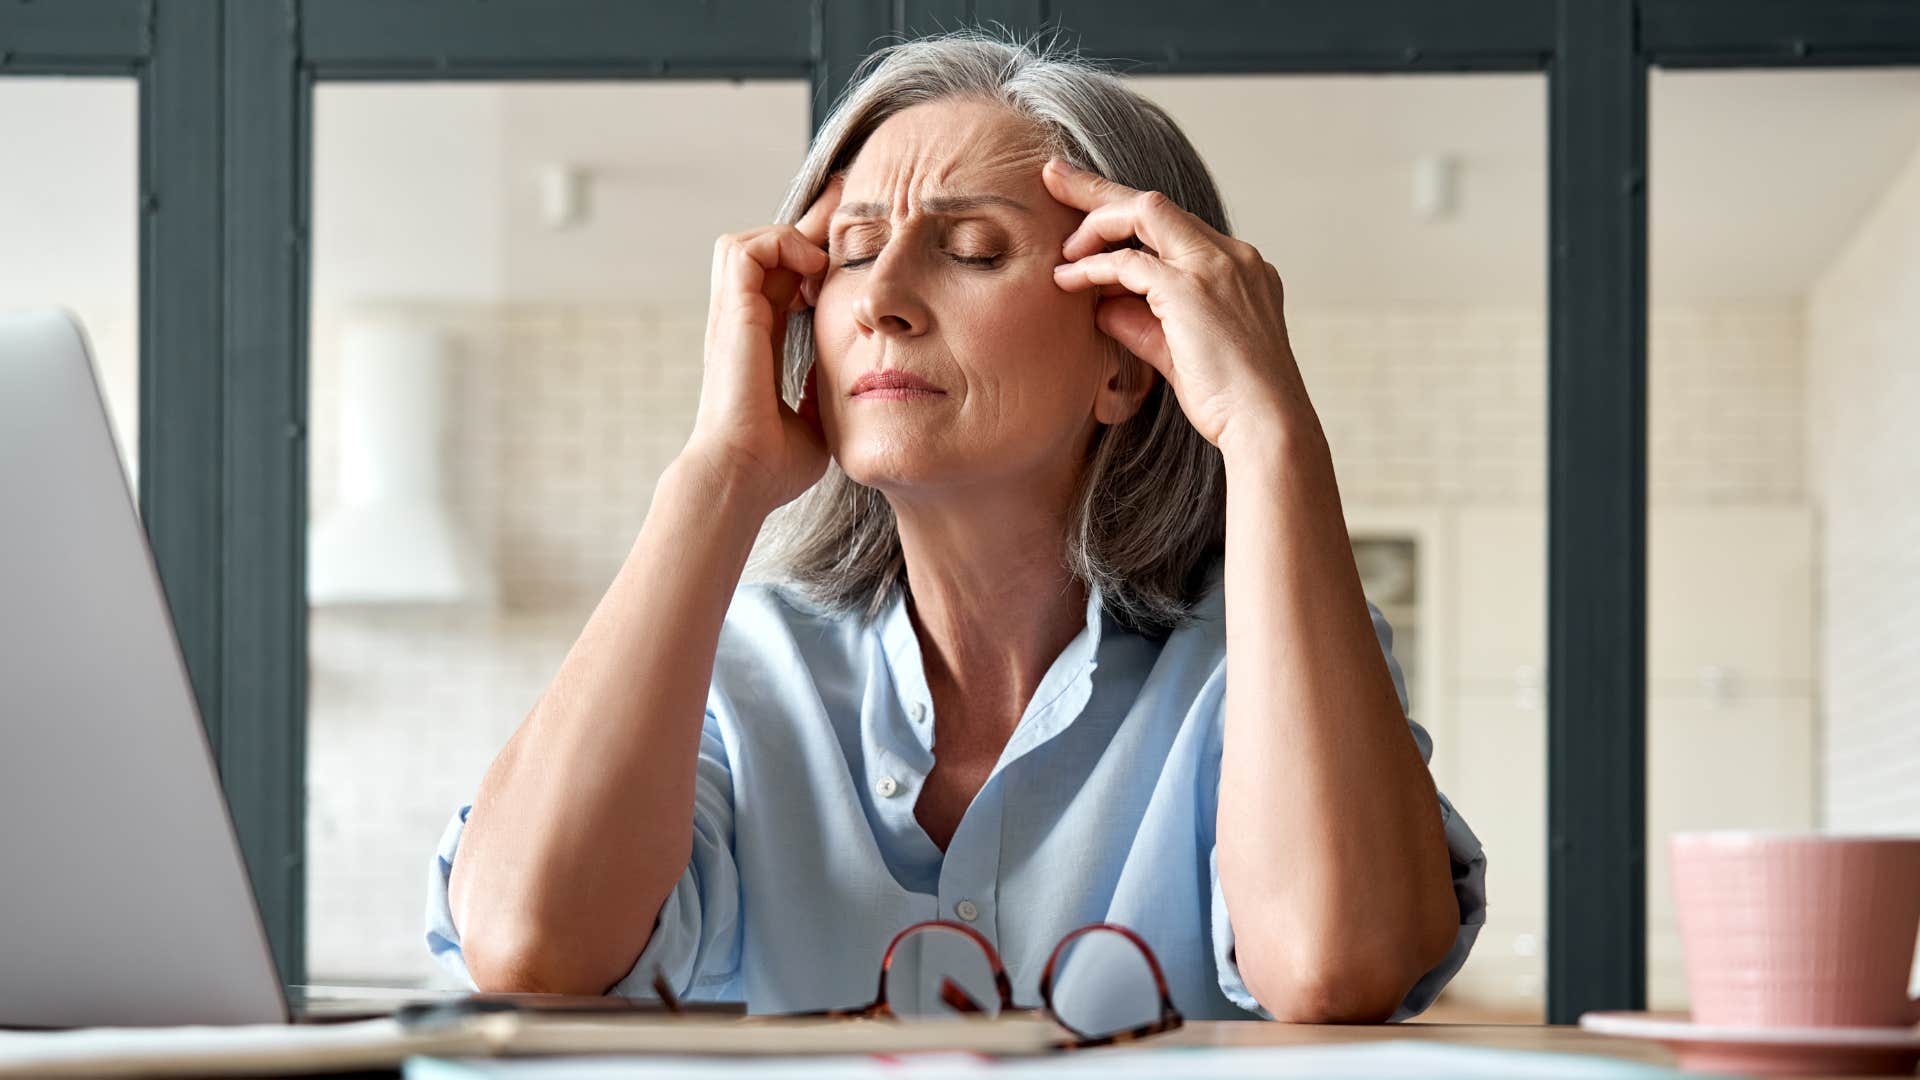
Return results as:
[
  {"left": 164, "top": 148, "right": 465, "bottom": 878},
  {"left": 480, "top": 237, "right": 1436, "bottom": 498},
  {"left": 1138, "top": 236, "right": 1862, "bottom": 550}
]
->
[{"left": 1581, "top": 1011, "right": 1920, "bottom": 1076}]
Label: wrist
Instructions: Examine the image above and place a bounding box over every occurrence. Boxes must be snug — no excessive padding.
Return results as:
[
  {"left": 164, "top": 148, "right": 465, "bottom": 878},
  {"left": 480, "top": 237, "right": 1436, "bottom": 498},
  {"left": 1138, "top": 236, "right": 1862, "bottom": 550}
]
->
[
  {"left": 1217, "top": 405, "right": 1327, "bottom": 476},
  {"left": 663, "top": 449, "right": 782, "bottom": 523}
]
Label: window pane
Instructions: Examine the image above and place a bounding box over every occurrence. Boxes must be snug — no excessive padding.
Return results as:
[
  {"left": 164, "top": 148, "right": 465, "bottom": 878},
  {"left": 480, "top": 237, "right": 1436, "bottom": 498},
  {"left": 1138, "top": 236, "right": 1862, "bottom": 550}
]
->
[
  {"left": 1647, "top": 67, "right": 1920, "bottom": 1011},
  {"left": 306, "top": 80, "right": 812, "bottom": 985},
  {"left": 0, "top": 77, "right": 140, "bottom": 488},
  {"left": 1132, "top": 73, "right": 1547, "bottom": 1021}
]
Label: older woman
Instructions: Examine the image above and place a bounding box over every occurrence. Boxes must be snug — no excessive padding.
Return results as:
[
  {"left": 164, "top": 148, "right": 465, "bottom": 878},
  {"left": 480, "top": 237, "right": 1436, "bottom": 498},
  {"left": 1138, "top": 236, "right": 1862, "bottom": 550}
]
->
[{"left": 427, "top": 30, "right": 1486, "bottom": 1025}]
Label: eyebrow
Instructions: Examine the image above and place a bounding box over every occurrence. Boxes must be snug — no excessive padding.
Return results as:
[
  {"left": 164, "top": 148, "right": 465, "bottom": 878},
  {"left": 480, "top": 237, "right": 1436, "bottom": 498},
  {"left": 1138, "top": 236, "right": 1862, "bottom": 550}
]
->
[{"left": 833, "top": 193, "right": 1032, "bottom": 220}]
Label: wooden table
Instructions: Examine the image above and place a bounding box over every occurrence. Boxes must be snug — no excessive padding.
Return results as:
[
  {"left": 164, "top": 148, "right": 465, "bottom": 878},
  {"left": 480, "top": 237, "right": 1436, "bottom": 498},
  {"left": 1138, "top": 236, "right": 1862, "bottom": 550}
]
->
[
  {"left": 1161, "top": 1021, "right": 1917, "bottom": 1079},
  {"left": 275, "top": 1021, "right": 1917, "bottom": 1079},
  {"left": 1168, "top": 1019, "right": 1678, "bottom": 1063}
]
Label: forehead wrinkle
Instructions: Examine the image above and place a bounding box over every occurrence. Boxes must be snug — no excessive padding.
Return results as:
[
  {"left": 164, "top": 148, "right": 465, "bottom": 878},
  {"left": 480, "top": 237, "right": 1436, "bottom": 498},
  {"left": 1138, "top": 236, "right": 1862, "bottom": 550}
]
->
[
  {"left": 835, "top": 192, "right": 1031, "bottom": 221},
  {"left": 836, "top": 107, "right": 1053, "bottom": 225},
  {"left": 971, "top": 135, "right": 1052, "bottom": 182}
]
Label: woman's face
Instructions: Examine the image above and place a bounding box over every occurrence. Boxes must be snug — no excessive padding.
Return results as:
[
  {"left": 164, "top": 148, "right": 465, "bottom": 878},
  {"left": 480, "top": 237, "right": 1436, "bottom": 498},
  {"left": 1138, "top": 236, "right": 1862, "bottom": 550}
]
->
[{"left": 811, "top": 98, "right": 1125, "bottom": 498}]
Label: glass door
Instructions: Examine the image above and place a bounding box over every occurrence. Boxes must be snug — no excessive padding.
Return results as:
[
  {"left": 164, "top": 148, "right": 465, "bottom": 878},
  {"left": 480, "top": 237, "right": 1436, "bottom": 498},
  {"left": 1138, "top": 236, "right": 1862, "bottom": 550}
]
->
[
  {"left": 1132, "top": 70, "right": 1549, "bottom": 1021},
  {"left": 304, "top": 78, "right": 814, "bottom": 985},
  {"left": 1645, "top": 64, "right": 1920, "bottom": 1010}
]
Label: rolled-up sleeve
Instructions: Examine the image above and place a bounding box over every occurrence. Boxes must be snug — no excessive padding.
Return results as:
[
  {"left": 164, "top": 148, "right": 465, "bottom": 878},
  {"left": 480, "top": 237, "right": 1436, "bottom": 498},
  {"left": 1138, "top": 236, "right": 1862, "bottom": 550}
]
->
[
  {"left": 424, "top": 710, "right": 745, "bottom": 1000},
  {"left": 1208, "top": 600, "right": 1489, "bottom": 1021}
]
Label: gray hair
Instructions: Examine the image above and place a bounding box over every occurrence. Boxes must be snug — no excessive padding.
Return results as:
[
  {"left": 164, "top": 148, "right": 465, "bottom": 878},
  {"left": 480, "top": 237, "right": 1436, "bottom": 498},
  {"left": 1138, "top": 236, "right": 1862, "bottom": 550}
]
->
[{"left": 749, "top": 26, "right": 1230, "bottom": 640}]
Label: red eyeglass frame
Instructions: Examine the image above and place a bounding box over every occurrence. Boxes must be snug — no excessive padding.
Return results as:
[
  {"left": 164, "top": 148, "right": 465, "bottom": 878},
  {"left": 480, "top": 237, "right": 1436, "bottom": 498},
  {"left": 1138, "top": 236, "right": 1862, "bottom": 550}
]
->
[{"left": 652, "top": 919, "right": 1184, "bottom": 1050}]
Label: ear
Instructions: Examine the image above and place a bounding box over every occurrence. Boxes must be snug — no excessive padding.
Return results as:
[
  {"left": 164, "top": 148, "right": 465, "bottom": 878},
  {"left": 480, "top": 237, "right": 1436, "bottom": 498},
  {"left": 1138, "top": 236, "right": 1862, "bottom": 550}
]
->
[{"left": 1093, "top": 345, "right": 1156, "bottom": 427}]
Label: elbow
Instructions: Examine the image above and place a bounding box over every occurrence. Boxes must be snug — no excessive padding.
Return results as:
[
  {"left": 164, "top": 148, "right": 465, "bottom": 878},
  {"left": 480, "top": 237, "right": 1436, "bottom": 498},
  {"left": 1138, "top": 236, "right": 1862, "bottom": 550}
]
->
[
  {"left": 460, "top": 916, "right": 582, "bottom": 995},
  {"left": 456, "top": 870, "right": 685, "bottom": 996},
  {"left": 446, "top": 811, "right": 689, "bottom": 996},
  {"left": 1239, "top": 949, "right": 1411, "bottom": 1024},
  {"left": 1238, "top": 913, "right": 1457, "bottom": 1025},
  {"left": 461, "top": 915, "right": 630, "bottom": 996}
]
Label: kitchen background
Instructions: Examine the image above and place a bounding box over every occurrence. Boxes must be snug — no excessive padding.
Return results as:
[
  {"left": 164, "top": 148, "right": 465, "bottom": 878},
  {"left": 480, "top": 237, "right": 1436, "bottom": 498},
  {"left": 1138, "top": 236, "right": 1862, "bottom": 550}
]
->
[{"left": 4, "top": 67, "right": 1917, "bottom": 1020}]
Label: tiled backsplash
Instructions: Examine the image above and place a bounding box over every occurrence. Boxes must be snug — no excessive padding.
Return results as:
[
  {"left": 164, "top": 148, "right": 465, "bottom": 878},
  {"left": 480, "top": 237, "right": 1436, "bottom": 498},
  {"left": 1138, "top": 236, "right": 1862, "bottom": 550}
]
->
[
  {"left": 309, "top": 300, "right": 1807, "bottom": 612},
  {"left": 307, "top": 606, "right": 585, "bottom": 982}
]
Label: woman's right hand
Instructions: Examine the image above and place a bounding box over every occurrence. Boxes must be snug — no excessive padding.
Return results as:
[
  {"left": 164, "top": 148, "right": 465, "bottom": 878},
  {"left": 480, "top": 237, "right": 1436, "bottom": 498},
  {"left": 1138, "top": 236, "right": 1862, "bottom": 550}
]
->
[{"left": 681, "top": 174, "right": 843, "bottom": 513}]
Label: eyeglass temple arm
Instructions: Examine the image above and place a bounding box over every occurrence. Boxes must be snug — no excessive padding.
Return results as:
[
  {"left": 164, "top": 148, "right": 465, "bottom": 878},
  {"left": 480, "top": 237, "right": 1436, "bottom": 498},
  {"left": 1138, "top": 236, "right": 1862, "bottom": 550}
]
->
[
  {"left": 652, "top": 969, "right": 683, "bottom": 1014},
  {"left": 938, "top": 977, "right": 988, "bottom": 1014}
]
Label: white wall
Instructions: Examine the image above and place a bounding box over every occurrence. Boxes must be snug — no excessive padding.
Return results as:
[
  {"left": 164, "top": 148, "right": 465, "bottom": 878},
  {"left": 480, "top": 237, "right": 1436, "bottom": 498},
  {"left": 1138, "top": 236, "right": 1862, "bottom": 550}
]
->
[
  {"left": 0, "top": 78, "right": 140, "bottom": 487},
  {"left": 1807, "top": 140, "right": 1920, "bottom": 833}
]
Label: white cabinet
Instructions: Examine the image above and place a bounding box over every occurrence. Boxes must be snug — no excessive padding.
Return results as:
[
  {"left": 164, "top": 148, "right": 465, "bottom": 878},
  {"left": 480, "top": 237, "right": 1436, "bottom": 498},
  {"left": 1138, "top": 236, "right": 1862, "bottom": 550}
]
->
[
  {"left": 1646, "top": 693, "right": 1817, "bottom": 1008},
  {"left": 1439, "top": 502, "right": 1816, "bottom": 1012},
  {"left": 1646, "top": 505, "right": 1819, "bottom": 999},
  {"left": 1442, "top": 688, "right": 1548, "bottom": 1009},
  {"left": 1451, "top": 506, "right": 1546, "bottom": 696},
  {"left": 1649, "top": 507, "right": 1817, "bottom": 691}
]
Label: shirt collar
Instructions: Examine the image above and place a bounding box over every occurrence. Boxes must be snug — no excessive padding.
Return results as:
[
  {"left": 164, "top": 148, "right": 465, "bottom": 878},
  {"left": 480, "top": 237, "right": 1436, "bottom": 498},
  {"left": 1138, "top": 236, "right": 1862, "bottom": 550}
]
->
[{"left": 878, "top": 575, "right": 1106, "bottom": 740}]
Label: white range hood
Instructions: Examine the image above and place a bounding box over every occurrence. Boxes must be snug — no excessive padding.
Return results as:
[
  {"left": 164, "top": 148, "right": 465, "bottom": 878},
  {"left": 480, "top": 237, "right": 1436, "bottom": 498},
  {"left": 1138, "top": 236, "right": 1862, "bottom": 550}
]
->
[{"left": 307, "top": 320, "right": 495, "bottom": 606}]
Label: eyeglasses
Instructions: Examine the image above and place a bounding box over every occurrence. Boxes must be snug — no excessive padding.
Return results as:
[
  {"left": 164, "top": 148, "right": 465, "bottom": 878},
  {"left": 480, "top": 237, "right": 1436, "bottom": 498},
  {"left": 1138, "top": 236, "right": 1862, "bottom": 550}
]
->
[{"left": 653, "top": 920, "right": 1184, "bottom": 1050}]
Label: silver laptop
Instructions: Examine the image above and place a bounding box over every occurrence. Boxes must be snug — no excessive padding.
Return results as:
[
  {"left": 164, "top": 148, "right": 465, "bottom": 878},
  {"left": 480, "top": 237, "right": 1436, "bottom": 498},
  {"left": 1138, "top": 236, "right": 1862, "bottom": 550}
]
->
[{"left": 0, "top": 309, "right": 472, "bottom": 1028}]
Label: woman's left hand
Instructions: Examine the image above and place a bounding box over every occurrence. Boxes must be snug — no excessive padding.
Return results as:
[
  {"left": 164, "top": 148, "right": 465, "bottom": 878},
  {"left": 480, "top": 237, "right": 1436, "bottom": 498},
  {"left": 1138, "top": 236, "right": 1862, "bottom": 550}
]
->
[{"left": 1043, "top": 156, "right": 1311, "bottom": 455}]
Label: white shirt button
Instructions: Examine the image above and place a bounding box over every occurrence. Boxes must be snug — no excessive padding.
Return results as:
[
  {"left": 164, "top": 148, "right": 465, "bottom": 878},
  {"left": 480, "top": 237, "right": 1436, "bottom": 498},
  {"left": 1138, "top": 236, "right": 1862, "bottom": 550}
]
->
[
  {"left": 908, "top": 703, "right": 926, "bottom": 722},
  {"left": 955, "top": 899, "right": 979, "bottom": 922},
  {"left": 874, "top": 776, "right": 900, "bottom": 799}
]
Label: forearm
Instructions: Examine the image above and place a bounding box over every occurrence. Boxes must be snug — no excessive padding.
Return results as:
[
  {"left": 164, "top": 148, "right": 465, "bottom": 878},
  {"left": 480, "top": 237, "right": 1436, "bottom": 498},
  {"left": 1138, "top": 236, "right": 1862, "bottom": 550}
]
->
[
  {"left": 450, "top": 452, "right": 772, "bottom": 994},
  {"left": 1214, "top": 418, "right": 1458, "bottom": 1022}
]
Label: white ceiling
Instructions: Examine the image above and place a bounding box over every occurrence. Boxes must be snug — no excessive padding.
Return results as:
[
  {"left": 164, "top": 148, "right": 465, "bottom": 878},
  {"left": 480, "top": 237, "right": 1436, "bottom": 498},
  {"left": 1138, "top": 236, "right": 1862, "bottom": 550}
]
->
[
  {"left": 4, "top": 67, "right": 1919, "bottom": 313},
  {"left": 1135, "top": 73, "right": 1550, "bottom": 306}
]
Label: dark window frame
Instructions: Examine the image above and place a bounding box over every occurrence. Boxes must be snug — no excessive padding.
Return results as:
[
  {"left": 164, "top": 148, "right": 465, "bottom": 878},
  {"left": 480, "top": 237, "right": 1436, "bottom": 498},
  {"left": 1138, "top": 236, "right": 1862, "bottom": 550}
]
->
[
  {"left": 0, "top": 0, "right": 232, "bottom": 948},
  {"left": 6, "top": 0, "right": 1917, "bottom": 1020}
]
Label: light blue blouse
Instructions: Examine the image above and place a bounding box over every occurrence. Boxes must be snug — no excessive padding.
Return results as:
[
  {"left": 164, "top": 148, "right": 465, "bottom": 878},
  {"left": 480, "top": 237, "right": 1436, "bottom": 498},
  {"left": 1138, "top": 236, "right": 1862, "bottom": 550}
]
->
[{"left": 425, "top": 557, "right": 1487, "bottom": 1021}]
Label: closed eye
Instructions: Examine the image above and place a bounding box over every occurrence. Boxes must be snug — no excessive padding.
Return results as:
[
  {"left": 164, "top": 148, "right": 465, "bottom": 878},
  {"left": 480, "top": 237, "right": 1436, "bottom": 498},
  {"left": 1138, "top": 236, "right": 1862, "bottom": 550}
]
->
[{"left": 841, "top": 253, "right": 1002, "bottom": 269}]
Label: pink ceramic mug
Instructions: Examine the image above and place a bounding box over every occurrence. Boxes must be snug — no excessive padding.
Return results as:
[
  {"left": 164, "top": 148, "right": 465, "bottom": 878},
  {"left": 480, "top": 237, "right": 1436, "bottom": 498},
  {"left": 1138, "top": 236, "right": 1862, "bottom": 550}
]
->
[{"left": 1670, "top": 831, "right": 1920, "bottom": 1029}]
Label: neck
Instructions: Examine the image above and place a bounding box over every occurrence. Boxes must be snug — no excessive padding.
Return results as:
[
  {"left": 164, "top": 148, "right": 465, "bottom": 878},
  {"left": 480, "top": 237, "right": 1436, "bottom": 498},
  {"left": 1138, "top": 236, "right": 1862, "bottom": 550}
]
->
[{"left": 888, "top": 475, "right": 1090, "bottom": 722}]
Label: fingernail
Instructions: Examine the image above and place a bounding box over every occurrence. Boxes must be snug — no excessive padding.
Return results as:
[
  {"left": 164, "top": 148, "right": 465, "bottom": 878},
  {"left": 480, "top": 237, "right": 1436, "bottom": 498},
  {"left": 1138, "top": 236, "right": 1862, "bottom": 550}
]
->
[{"left": 1050, "top": 156, "right": 1080, "bottom": 174}]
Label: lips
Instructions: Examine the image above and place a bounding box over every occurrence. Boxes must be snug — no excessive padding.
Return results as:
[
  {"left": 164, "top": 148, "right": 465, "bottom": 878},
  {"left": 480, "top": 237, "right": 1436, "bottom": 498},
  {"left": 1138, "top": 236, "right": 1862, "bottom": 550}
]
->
[{"left": 849, "top": 369, "right": 946, "bottom": 397}]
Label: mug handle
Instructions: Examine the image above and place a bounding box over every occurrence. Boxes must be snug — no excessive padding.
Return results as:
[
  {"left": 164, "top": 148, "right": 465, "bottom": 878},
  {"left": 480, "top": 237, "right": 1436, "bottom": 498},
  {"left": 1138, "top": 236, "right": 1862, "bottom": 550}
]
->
[
  {"left": 1912, "top": 937, "right": 1920, "bottom": 1024},
  {"left": 1912, "top": 932, "right": 1920, "bottom": 1024}
]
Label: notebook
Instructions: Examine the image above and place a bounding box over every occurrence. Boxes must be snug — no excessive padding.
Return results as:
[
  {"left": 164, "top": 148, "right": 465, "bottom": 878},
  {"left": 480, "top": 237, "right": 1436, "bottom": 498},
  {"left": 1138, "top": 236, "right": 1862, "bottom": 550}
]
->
[{"left": 0, "top": 1011, "right": 1067, "bottom": 1077}]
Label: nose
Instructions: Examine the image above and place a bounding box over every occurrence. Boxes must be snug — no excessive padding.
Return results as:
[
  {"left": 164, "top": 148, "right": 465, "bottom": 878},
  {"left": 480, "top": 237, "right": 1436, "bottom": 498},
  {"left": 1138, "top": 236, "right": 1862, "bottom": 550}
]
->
[{"left": 849, "top": 246, "right": 932, "bottom": 340}]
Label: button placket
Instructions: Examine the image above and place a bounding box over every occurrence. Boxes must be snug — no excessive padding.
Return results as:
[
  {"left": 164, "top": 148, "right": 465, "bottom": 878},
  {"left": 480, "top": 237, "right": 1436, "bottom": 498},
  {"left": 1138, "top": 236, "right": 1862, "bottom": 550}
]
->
[
  {"left": 870, "top": 745, "right": 921, "bottom": 807},
  {"left": 936, "top": 772, "right": 1005, "bottom": 937}
]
